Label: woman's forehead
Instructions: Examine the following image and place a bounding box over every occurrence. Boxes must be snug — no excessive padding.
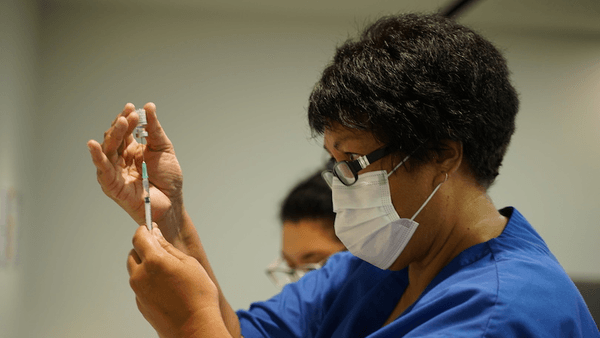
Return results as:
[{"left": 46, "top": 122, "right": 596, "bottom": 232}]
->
[{"left": 323, "top": 125, "right": 381, "bottom": 152}]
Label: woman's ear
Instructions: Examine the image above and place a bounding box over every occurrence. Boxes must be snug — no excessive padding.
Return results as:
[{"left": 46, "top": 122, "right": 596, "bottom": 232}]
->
[{"left": 434, "top": 140, "right": 463, "bottom": 178}]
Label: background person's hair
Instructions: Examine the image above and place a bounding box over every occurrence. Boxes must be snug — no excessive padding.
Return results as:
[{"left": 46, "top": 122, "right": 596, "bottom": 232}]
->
[
  {"left": 308, "top": 13, "right": 519, "bottom": 189},
  {"left": 279, "top": 160, "right": 335, "bottom": 227}
]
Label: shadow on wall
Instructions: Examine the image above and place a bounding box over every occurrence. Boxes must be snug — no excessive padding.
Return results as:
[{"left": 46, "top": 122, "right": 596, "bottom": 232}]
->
[{"left": 573, "top": 279, "right": 600, "bottom": 329}]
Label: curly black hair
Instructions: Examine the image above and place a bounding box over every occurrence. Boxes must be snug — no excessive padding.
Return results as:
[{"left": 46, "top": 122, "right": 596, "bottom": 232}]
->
[{"left": 308, "top": 13, "right": 519, "bottom": 189}]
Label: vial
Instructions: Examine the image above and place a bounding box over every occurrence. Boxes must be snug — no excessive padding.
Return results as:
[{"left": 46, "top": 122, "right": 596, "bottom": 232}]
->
[{"left": 134, "top": 108, "right": 148, "bottom": 141}]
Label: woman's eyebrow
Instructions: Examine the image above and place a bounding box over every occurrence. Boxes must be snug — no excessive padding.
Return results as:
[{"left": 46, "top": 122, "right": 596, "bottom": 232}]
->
[{"left": 324, "top": 135, "right": 353, "bottom": 154}]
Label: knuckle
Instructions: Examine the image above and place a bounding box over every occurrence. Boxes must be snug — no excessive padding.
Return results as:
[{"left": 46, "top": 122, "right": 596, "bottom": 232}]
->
[
  {"left": 143, "top": 254, "right": 163, "bottom": 273},
  {"left": 135, "top": 297, "right": 144, "bottom": 313},
  {"left": 129, "top": 275, "right": 141, "bottom": 291},
  {"left": 131, "top": 233, "right": 142, "bottom": 248}
]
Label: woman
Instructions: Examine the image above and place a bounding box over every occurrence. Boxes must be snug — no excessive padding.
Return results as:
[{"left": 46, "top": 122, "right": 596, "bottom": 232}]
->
[{"left": 88, "top": 13, "right": 598, "bottom": 338}]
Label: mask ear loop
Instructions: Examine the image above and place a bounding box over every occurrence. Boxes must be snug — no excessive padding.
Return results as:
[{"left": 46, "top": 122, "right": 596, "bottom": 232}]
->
[
  {"left": 410, "top": 173, "right": 449, "bottom": 221},
  {"left": 387, "top": 154, "right": 411, "bottom": 177},
  {"left": 386, "top": 141, "right": 428, "bottom": 178}
]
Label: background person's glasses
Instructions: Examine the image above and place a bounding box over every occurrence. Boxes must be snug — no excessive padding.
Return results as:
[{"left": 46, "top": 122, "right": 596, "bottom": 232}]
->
[
  {"left": 321, "top": 147, "right": 390, "bottom": 188},
  {"left": 265, "top": 257, "right": 326, "bottom": 288}
]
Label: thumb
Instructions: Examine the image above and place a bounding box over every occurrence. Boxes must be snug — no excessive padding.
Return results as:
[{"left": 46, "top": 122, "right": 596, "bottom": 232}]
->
[
  {"left": 152, "top": 226, "right": 188, "bottom": 261},
  {"left": 143, "top": 102, "right": 173, "bottom": 152}
]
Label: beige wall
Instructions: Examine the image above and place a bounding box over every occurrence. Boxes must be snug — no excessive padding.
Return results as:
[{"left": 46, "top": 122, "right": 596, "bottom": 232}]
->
[
  {"left": 0, "top": 0, "right": 38, "bottom": 337},
  {"left": 1, "top": 1, "right": 598, "bottom": 337},
  {"left": 485, "top": 30, "right": 600, "bottom": 280}
]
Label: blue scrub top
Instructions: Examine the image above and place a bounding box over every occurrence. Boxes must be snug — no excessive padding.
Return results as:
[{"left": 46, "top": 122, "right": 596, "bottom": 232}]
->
[{"left": 237, "top": 207, "right": 599, "bottom": 337}]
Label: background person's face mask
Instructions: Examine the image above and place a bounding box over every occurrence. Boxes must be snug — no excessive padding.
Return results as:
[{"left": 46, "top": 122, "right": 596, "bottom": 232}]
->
[{"left": 332, "top": 156, "right": 445, "bottom": 269}]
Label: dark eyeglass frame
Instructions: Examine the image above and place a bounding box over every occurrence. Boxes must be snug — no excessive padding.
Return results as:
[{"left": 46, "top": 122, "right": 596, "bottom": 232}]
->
[{"left": 322, "top": 147, "right": 391, "bottom": 187}]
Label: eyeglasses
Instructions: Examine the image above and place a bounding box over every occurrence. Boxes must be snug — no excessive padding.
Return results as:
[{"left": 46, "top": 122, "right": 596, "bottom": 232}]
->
[
  {"left": 321, "top": 147, "right": 391, "bottom": 188},
  {"left": 265, "top": 257, "right": 327, "bottom": 288}
]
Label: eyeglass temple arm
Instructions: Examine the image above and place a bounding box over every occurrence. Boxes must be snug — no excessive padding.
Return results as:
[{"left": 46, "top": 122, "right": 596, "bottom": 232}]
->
[{"left": 348, "top": 147, "right": 391, "bottom": 172}]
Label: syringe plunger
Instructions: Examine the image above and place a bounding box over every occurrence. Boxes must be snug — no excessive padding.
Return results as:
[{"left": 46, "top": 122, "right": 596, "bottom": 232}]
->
[{"left": 142, "top": 161, "right": 152, "bottom": 230}]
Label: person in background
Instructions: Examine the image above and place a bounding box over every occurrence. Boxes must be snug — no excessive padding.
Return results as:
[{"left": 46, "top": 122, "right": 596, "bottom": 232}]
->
[
  {"left": 266, "top": 163, "right": 346, "bottom": 288},
  {"left": 88, "top": 13, "right": 599, "bottom": 338}
]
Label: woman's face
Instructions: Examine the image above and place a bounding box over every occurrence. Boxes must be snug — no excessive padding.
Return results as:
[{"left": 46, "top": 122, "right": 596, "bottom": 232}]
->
[
  {"left": 323, "top": 124, "right": 433, "bottom": 218},
  {"left": 282, "top": 218, "right": 345, "bottom": 269},
  {"left": 323, "top": 123, "right": 444, "bottom": 270}
]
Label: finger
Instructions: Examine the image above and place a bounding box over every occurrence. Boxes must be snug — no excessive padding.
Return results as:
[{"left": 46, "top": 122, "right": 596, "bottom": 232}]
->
[
  {"left": 127, "top": 248, "right": 141, "bottom": 276},
  {"left": 121, "top": 102, "right": 136, "bottom": 117},
  {"left": 103, "top": 116, "right": 129, "bottom": 164},
  {"left": 87, "top": 139, "right": 116, "bottom": 180},
  {"left": 125, "top": 111, "right": 140, "bottom": 141},
  {"left": 88, "top": 139, "right": 123, "bottom": 199},
  {"left": 115, "top": 104, "right": 139, "bottom": 153},
  {"left": 104, "top": 103, "right": 140, "bottom": 162},
  {"left": 152, "top": 227, "right": 188, "bottom": 261},
  {"left": 131, "top": 225, "right": 158, "bottom": 261},
  {"left": 111, "top": 103, "right": 136, "bottom": 127},
  {"left": 143, "top": 103, "right": 174, "bottom": 152}
]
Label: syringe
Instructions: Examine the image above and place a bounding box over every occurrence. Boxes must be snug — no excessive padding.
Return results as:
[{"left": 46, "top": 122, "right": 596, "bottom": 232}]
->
[{"left": 134, "top": 108, "right": 152, "bottom": 231}]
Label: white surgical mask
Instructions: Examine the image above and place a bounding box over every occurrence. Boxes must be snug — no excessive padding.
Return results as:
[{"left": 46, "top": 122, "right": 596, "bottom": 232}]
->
[{"left": 332, "top": 156, "right": 445, "bottom": 270}]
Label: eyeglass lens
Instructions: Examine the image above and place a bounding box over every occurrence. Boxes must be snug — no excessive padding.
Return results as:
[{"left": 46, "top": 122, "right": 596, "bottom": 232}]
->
[
  {"left": 322, "top": 171, "right": 334, "bottom": 188},
  {"left": 334, "top": 162, "right": 357, "bottom": 185},
  {"left": 266, "top": 259, "right": 324, "bottom": 288},
  {"left": 322, "top": 162, "right": 357, "bottom": 188}
]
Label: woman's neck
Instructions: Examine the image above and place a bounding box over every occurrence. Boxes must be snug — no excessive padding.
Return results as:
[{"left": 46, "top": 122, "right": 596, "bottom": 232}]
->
[{"left": 409, "top": 190, "right": 506, "bottom": 314}]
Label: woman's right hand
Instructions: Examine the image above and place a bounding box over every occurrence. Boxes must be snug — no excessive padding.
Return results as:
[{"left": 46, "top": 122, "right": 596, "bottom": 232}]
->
[
  {"left": 87, "top": 102, "right": 184, "bottom": 241},
  {"left": 128, "top": 226, "right": 230, "bottom": 338}
]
